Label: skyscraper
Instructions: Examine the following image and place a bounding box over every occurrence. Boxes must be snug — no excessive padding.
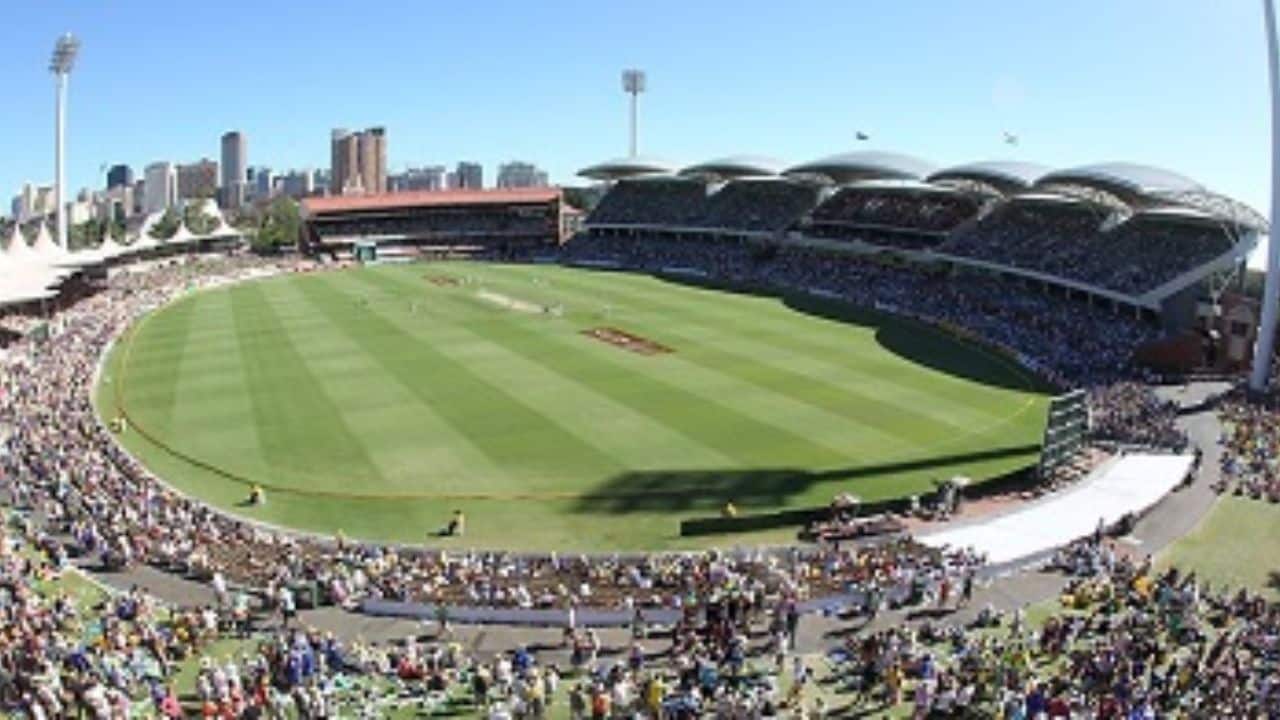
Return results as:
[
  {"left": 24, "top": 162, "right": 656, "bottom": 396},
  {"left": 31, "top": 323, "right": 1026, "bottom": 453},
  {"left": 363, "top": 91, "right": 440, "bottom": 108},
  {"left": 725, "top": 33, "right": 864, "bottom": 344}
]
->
[
  {"left": 330, "top": 129, "right": 359, "bottom": 195},
  {"left": 330, "top": 127, "right": 386, "bottom": 195},
  {"left": 143, "top": 162, "right": 177, "bottom": 214},
  {"left": 106, "top": 164, "right": 133, "bottom": 190},
  {"left": 220, "top": 131, "right": 247, "bottom": 208},
  {"left": 358, "top": 127, "right": 387, "bottom": 195}
]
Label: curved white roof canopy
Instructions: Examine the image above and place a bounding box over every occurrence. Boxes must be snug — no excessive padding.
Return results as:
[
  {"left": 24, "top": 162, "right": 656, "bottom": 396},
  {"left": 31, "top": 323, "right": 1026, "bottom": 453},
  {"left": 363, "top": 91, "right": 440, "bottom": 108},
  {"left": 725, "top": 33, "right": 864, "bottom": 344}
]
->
[
  {"left": 679, "top": 155, "right": 787, "bottom": 179},
  {"left": 928, "top": 161, "right": 1051, "bottom": 190},
  {"left": 578, "top": 156, "right": 679, "bottom": 181},
  {"left": 1035, "top": 163, "right": 1203, "bottom": 200},
  {"left": 785, "top": 151, "right": 936, "bottom": 183}
]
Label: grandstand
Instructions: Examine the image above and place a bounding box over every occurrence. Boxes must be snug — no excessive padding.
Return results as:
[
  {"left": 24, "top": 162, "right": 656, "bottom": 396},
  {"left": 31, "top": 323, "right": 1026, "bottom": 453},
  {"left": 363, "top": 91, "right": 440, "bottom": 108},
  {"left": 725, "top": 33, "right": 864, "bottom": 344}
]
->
[
  {"left": 300, "top": 187, "right": 568, "bottom": 255},
  {"left": 580, "top": 153, "right": 1266, "bottom": 332}
]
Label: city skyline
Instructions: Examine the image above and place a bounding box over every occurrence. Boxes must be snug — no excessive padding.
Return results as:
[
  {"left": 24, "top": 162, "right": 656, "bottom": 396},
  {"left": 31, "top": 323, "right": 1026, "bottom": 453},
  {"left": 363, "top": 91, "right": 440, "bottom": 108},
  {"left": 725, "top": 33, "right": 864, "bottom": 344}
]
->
[{"left": 0, "top": 0, "right": 1269, "bottom": 218}]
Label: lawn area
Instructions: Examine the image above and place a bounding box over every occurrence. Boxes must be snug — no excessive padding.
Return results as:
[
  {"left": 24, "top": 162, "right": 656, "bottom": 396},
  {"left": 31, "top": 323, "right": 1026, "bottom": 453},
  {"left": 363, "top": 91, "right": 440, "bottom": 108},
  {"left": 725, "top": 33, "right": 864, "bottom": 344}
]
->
[
  {"left": 1157, "top": 495, "right": 1280, "bottom": 598},
  {"left": 96, "top": 261, "right": 1049, "bottom": 550}
]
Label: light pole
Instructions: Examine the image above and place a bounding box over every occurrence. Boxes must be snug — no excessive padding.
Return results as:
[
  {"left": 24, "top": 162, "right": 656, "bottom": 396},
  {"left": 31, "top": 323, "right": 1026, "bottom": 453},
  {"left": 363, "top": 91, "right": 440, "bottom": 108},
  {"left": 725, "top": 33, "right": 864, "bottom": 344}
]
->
[
  {"left": 621, "top": 69, "right": 646, "bottom": 158},
  {"left": 50, "top": 33, "right": 79, "bottom": 251},
  {"left": 1252, "top": 0, "right": 1280, "bottom": 392}
]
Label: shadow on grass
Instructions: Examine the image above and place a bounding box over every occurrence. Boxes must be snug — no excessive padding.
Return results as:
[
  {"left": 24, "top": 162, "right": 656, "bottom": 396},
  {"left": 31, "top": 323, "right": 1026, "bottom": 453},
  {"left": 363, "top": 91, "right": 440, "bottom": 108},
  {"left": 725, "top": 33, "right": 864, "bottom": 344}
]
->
[
  {"left": 651, "top": 272, "right": 1055, "bottom": 395},
  {"left": 572, "top": 443, "right": 1040, "bottom": 515}
]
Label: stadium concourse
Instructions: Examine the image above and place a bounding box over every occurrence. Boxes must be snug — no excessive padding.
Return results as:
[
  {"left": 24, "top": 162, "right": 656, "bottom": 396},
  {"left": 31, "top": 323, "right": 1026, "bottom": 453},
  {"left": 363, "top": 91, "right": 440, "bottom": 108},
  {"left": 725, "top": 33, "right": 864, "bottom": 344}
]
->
[{"left": 0, "top": 166, "right": 1277, "bottom": 715}]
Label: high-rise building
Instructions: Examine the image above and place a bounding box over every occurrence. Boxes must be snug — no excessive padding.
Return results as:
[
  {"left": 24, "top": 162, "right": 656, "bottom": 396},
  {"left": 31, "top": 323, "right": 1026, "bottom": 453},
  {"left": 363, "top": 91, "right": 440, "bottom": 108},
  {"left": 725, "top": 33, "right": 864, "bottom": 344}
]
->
[
  {"left": 14, "top": 184, "right": 57, "bottom": 222},
  {"left": 177, "top": 158, "right": 219, "bottom": 201},
  {"left": 357, "top": 127, "right": 387, "bottom": 195},
  {"left": 451, "top": 161, "right": 483, "bottom": 190},
  {"left": 330, "top": 129, "right": 360, "bottom": 195},
  {"left": 220, "top": 131, "right": 247, "bottom": 209},
  {"left": 95, "top": 184, "right": 134, "bottom": 224},
  {"left": 496, "top": 161, "right": 549, "bottom": 189},
  {"left": 106, "top": 164, "right": 133, "bottom": 190},
  {"left": 330, "top": 127, "right": 387, "bottom": 195},
  {"left": 11, "top": 184, "right": 34, "bottom": 222},
  {"left": 390, "top": 165, "right": 446, "bottom": 192},
  {"left": 132, "top": 179, "right": 146, "bottom": 215},
  {"left": 252, "top": 167, "right": 275, "bottom": 201},
  {"left": 143, "top": 162, "right": 178, "bottom": 214},
  {"left": 279, "top": 169, "right": 316, "bottom": 198}
]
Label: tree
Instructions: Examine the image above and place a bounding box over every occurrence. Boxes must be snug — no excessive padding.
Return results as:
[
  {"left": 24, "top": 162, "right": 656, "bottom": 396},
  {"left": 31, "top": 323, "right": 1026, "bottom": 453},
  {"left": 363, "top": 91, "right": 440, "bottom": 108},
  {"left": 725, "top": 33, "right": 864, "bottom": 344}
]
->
[
  {"left": 68, "top": 218, "right": 103, "bottom": 250},
  {"left": 563, "top": 186, "right": 604, "bottom": 213},
  {"left": 252, "top": 197, "right": 301, "bottom": 252},
  {"left": 149, "top": 208, "right": 181, "bottom": 240}
]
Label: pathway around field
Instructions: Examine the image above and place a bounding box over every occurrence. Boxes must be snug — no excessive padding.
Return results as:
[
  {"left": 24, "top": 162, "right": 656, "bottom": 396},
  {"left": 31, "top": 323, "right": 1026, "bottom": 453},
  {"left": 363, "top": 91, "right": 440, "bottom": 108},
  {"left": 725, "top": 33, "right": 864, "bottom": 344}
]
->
[{"left": 74, "top": 381, "right": 1230, "bottom": 661}]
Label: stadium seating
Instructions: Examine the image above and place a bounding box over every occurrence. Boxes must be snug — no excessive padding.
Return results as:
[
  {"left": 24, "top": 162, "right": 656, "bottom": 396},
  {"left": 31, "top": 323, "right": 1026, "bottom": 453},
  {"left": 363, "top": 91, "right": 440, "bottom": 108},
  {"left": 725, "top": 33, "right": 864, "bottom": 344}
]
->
[
  {"left": 942, "top": 202, "right": 1234, "bottom": 295},
  {"left": 585, "top": 178, "right": 709, "bottom": 226},
  {"left": 697, "top": 180, "right": 820, "bottom": 233},
  {"left": 806, "top": 187, "right": 981, "bottom": 249}
]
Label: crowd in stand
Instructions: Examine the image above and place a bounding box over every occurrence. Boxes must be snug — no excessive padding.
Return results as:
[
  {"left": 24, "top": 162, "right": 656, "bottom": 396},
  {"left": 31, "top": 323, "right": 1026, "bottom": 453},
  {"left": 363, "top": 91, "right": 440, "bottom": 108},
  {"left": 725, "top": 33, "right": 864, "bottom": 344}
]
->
[
  {"left": 1216, "top": 386, "right": 1280, "bottom": 502},
  {"left": 586, "top": 180, "right": 709, "bottom": 227},
  {"left": 944, "top": 201, "right": 1234, "bottom": 295},
  {"left": 696, "top": 181, "right": 820, "bottom": 233},
  {"left": 586, "top": 180, "right": 1238, "bottom": 298},
  {"left": 806, "top": 188, "right": 980, "bottom": 249},
  {"left": 1087, "top": 383, "right": 1188, "bottom": 451}
]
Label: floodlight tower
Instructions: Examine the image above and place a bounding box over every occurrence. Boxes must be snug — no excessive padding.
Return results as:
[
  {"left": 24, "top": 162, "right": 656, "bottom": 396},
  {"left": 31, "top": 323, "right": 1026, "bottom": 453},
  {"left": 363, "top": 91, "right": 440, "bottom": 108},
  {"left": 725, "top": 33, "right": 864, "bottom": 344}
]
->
[
  {"left": 50, "top": 33, "right": 79, "bottom": 251},
  {"left": 1252, "top": 0, "right": 1280, "bottom": 392},
  {"left": 621, "top": 69, "right": 646, "bottom": 158}
]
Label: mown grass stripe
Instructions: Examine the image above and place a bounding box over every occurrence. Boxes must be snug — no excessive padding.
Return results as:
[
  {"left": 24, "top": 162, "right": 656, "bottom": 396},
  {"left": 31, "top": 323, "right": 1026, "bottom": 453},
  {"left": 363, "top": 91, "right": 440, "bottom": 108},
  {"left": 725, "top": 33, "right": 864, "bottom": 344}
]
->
[
  {"left": 121, "top": 292, "right": 199, "bottom": 431},
  {"left": 263, "top": 276, "right": 513, "bottom": 492},
  {"left": 226, "top": 281, "right": 387, "bottom": 486}
]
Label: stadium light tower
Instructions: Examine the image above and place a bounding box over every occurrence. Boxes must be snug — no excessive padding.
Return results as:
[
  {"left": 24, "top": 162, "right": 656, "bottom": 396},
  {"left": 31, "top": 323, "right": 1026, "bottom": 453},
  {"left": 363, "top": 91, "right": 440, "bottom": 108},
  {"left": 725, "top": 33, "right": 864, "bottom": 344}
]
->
[
  {"left": 621, "top": 69, "right": 646, "bottom": 158},
  {"left": 1252, "top": 0, "right": 1280, "bottom": 393},
  {"left": 50, "top": 33, "right": 79, "bottom": 251}
]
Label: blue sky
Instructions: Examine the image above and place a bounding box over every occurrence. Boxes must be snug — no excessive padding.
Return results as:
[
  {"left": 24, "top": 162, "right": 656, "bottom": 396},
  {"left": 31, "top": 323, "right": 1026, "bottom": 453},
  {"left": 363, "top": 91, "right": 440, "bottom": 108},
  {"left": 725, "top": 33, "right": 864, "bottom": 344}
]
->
[{"left": 0, "top": 0, "right": 1270, "bottom": 218}]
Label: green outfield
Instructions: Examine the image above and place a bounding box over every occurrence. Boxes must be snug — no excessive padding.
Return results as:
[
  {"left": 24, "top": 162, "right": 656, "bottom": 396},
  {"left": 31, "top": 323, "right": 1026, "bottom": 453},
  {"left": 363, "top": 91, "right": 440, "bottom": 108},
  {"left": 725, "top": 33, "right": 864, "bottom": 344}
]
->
[{"left": 95, "top": 262, "right": 1051, "bottom": 550}]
